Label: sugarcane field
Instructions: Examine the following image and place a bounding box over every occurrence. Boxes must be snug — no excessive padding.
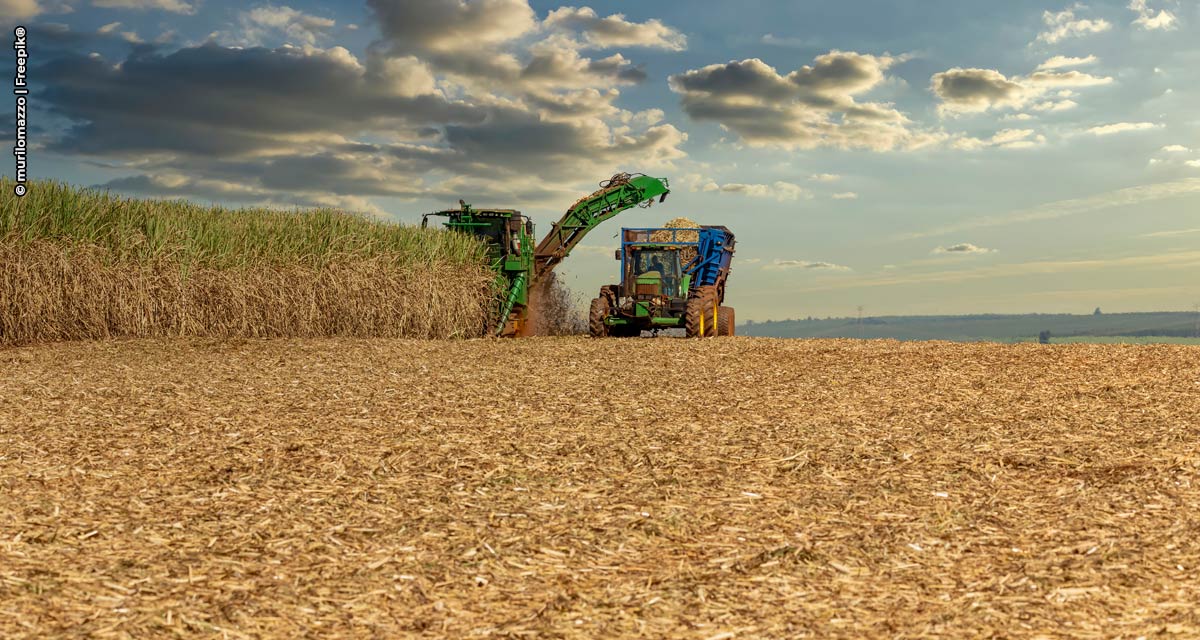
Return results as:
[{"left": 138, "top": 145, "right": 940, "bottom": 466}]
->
[{"left": 6, "top": 0, "right": 1200, "bottom": 637}]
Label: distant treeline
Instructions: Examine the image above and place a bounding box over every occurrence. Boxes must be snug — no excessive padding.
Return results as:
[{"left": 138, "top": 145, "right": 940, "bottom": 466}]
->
[{"left": 741, "top": 312, "right": 1200, "bottom": 342}]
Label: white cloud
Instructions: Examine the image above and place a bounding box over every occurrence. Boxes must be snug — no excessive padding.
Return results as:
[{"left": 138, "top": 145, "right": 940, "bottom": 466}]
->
[
  {"left": 543, "top": 6, "right": 687, "bottom": 51},
  {"left": 1031, "top": 99, "right": 1078, "bottom": 112},
  {"left": 1037, "top": 55, "right": 1098, "bottom": 70},
  {"left": 1087, "top": 122, "right": 1161, "bottom": 135},
  {"left": 237, "top": 5, "right": 337, "bottom": 46},
  {"left": 1187, "top": 160, "right": 1200, "bottom": 168},
  {"left": 97, "top": 21, "right": 122, "bottom": 34},
  {"left": 0, "top": 0, "right": 41, "bottom": 18},
  {"left": 953, "top": 128, "right": 1046, "bottom": 151},
  {"left": 702, "top": 180, "right": 809, "bottom": 201},
  {"left": 1141, "top": 228, "right": 1200, "bottom": 238},
  {"left": 1129, "top": 0, "right": 1177, "bottom": 30},
  {"left": 931, "top": 67, "right": 1111, "bottom": 115},
  {"left": 933, "top": 243, "right": 996, "bottom": 255},
  {"left": 572, "top": 244, "right": 618, "bottom": 257},
  {"left": 1036, "top": 5, "right": 1112, "bottom": 44},
  {"left": 765, "top": 260, "right": 852, "bottom": 271},
  {"left": 832, "top": 192, "right": 858, "bottom": 200},
  {"left": 810, "top": 173, "right": 841, "bottom": 182},
  {"left": 1161, "top": 145, "right": 1189, "bottom": 153},
  {"left": 92, "top": 0, "right": 195, "bottom": 14}
]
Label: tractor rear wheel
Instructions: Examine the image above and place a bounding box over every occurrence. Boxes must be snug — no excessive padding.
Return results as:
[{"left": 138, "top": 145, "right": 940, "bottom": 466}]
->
[
  {"left": 588, "top": 296, "right": 610, "bottom": 338},
  {"left": 685, "top": 285, "right": 717, "bottom": 338},
  {"left": 718, "top": 306, "right": 735, "bottom": 337}
]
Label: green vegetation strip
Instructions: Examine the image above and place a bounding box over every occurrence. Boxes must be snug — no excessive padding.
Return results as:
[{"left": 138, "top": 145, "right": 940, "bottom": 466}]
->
[{"left": 1, "top": 178, "right": 488, "bottom": 268}]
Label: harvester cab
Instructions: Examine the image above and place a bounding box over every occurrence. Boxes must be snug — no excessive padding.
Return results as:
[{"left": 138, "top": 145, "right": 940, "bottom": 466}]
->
[
  {"left": 422, "top": 173, "right": 671, "bottom": 337},
  {"left": 422, "top": 203, "right": 537, "bottom": 337},
  {"left": 590, "top": 225, "right": 736, "bottom": 338}
]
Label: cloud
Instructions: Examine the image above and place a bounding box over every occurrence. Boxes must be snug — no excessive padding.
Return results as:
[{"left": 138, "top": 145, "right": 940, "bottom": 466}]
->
[
  {"left": 234, "top": 5, "right": 337, "bottom": 46},
  {"left": 933, "top": 243, "right": 996, "bottom": 255},
  {"left": 810, "top": 173, "right": 841, "bottom": 182},
  {"left": 571, "top": 244, "right": 618, "bottom": 257},
  {"left": 896, "top": 177, "right": 1200, "bottom": 240},
  {"left": 39, "top": 1, "right": 688, "bottom": 213},
  {"left": 832, "top": 192, "right": 859, "bottom": 200},
  {"left": 96, "top": 173, "right": 391, "bottom": 216},
  {"left": 92, "top": 0, "right": 195, "bottom": 14},
  {"left": 1161, "top": 145, "right": 1190, "bottom": 152},
  {"left": 931, "top": 66, "right": 1111, "bottom": 115},
  {"left": 1129, "top": 0, "right": 1177, "bottom": 30},
  {"left": 765, "top": 260, "right": 853, "bottom": 271},
  {"left": 0, "top": 0, "right": 41, "bottom": 18},
  {"left": 701, "top": 180, "right": 809, "bottom": 201},
  {"left": 952, "top": 128, "right": 1046, "bottom": 150},
  {"left": 670, "top": 51, "right": 942, "bottom": 151},
  {"left": 1187, "top": 160, "right": 1200, "bottom": 169},
  {"left": 543, "top": 6, "right": 686, "bottom": 50},
  {"left": 1036, "top": 5, "right": 1112, "bottom": 44},
  {"left": 776, "top": 251, "right": 1200, "bottom": 294},
  {"left": 1140, "top": 228, "right": 1200, "bottom": 238},
  {"left": 367, "top": 0, "right": 536, "bottom": 54},
  {"left": 1036, "top": 55, "right": 1098, "bottom": 70},
  {"left": 1087, "top": 122, "right": 1161, "bottom": 135}
]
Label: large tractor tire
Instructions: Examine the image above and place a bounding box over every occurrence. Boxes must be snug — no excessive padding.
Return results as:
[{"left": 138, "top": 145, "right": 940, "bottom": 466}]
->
[
  {"left": 685, "top": 285, "right": 717, "bottom": 338},
  {"left": 717, "top": 306, "right": 735, "bottom": 337},
  {"left": 588, "top": 296, "right": 610, "bottom": 338}
]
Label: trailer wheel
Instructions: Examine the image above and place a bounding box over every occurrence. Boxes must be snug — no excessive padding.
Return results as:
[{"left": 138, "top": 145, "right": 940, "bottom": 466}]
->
[
  {"left": 718, "top": 306, "right": 735, "bottom": 337},
  {"left": 588, "top": 297, "right": 610, "bottom": 338}
]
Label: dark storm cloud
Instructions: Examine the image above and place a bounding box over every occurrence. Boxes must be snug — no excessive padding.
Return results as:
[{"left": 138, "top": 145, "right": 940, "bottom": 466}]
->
[
  {"left": 670, "top": 51, "right": 937, "bottom": 151},
  {"left": 37, "top": 44, "right": 486, "bottom": 157},
  {"left": 33, "top": 0, "right": 687, "bottom": 212},
  {"left": 367, "top": 0, "right": 536, "bottom": 54},
  {"left": 930, "top": 68, "right": 1026, "bottom": 113}
]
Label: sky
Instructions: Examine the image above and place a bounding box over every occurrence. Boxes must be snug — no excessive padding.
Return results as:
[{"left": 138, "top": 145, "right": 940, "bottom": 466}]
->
[{"left": 2, "top": 0, "right": 1198, "bottom": 321}]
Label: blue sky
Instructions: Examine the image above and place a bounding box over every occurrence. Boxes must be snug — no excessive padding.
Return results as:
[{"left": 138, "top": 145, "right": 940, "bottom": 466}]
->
[{"left": 3, "top": 0, "right": 1198, "bottom": 320}]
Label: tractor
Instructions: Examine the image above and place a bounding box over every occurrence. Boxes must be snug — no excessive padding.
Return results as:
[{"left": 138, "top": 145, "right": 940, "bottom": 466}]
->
[{"left": 590, "top": 225, "right": 736, "bottom": 338}]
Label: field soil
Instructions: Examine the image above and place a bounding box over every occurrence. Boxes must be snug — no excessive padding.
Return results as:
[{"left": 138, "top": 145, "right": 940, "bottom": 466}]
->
[{"left": 3, "top": 338, "right": 1199, "bottom": 638}]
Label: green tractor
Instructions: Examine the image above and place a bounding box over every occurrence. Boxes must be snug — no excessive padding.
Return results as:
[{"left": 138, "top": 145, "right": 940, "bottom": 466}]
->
[
  {"left": 422, "top": 173, "right": 670, "bottom": 336},
  {"left": 590, "top": 225, "right": 736, "bottom": 338}
]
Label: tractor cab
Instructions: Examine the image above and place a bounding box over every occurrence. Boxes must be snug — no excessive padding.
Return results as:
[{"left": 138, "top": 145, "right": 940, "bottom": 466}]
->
[{"left": 628, "top": 248, "right": 684, "bottom": 299}]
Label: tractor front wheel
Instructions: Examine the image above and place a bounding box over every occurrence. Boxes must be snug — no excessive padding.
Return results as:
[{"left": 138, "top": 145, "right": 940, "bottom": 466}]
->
[{"left": 588, "top": 296, "right": 610, "bottom": 338}]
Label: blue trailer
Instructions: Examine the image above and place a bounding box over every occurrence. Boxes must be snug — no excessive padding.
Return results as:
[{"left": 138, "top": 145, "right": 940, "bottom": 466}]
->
[{"left": 589, "top": 225, "right": 736, "bottom": 337}]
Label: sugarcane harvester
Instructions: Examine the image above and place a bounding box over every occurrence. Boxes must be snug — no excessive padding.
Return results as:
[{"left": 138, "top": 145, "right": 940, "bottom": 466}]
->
[
  {"left": 590, "top": 226, "right": 736, "bottom": 338},
  {"left": 421, "top": 173, "right": 670, "bottom": 336}
]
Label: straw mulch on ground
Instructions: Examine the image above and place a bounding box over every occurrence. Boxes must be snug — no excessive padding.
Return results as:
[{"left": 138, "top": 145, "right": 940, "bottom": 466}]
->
[{"left": 2, "top": 338, "right": 1198, "bottom": 637}]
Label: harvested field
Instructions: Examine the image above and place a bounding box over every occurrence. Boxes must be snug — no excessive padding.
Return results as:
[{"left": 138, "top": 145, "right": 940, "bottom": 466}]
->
[{"left": 3, "top": 338, "right": 1199, "bottom": 638}]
